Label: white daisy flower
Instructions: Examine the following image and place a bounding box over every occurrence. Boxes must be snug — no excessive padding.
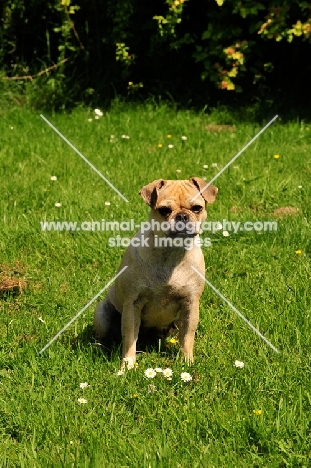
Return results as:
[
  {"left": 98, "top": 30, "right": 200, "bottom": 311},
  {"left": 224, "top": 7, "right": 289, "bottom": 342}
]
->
[
  {"left": 154, "top": 368, "right": 163, "bottom": 373},
  {"left": 168, "top": 144, "right": 174, "bottom": 149},
  {"left": 144, "top": 368, "right": 156, "bottom": 378},
  {"left": 203, "top": 164, "right": 208, "bottom": 169},
  {"left": 121, "top": 135, "right": 130, "bottom": 139},
  {"left": 105, "top": 201, "right": 111, "bottom": 206},
  {"left": 87, "top": 118, "right": 92, "bottom": 122},
  {"left": 223, "top": 230, "right": 230, "bottom": 237},
  {"left": 180, "top": 372, "right": 192, "bottom": 382},
  {"left": 79, "top": 382, "right": 89, "bottom": 389},
  {"left": 94, "top": 109, "right": 103, "bottom": 117},
  {"left": 162, "top": 368, "right": 173, "bottom": 378},
  {"left": 55, "top": 202, "right": 62, "bottom": 207},
  {"left": 181, "top": 136, "right": 187, "bottom": 140},
  {"left": 95, "top": 115, "right": 100, "bottom": 120},
  {"left": 234, "top": 360, "right": 245, "bottom": 368},
  {"left": 50, "top": 176, "right": 57, "bottom": 181},
  {"left": 117, "top": 369, "right": 125, "bottom": 376},
  {"left": 298, "top": 185, "right": 302, "bottom": 188},
  {"left": 77, "top": 398, "right": 87, "bottom": 404},
  {"left": 176, "top": 169, "right": 181, "bottom": 173}
]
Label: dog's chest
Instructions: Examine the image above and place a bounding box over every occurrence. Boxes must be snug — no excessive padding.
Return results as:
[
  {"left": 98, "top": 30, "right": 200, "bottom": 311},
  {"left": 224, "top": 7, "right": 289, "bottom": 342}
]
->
[{"left": 139, "top": 277, "right": 191, "bottom": 328}]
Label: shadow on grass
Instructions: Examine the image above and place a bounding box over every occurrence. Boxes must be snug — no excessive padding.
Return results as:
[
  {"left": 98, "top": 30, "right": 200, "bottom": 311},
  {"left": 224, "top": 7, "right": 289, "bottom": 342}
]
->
[{"left": 72, "top": 322, "right": 177, "bottom": 360}]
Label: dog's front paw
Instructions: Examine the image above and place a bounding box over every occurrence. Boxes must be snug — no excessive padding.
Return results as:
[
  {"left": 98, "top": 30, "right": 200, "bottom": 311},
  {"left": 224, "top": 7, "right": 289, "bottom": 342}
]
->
[
  {"left": 121, "top": 357, "right": 135, "bottom": 371},
  {"left": 183, "top": 352, "right": 194, "bottom": 365}
]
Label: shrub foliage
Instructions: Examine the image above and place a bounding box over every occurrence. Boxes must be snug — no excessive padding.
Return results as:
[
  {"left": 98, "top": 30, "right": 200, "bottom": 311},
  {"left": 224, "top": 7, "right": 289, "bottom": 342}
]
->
[{"left": 1, "top": 0, "right": 310, "bottom": 108}]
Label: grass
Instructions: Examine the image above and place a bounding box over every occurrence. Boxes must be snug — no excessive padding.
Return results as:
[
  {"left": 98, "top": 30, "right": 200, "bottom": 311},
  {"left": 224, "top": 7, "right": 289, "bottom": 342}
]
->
[{"left": 0, "top": 100, "right": 311, "bottom": 467}]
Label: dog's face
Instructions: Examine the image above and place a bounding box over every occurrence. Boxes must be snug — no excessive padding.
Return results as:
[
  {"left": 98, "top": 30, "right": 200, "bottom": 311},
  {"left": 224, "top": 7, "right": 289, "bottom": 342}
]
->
[{"left": 139, "top": 177, "right": 218, "bottom": 237}]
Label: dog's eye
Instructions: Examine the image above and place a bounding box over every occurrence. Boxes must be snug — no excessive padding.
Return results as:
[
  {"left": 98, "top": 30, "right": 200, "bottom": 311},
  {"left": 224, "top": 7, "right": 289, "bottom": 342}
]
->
[
  {"left": 158, "top": 206, "right": 172, "bottom": 217},
  {"left": 191, "top": 205, "right": 203, "bottom": 214}
]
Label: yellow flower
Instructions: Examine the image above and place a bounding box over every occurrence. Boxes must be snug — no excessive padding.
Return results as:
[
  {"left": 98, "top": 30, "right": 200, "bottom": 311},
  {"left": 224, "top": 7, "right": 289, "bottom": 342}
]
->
[
  {"left": 167, "top": 134, "right": 172, "bottom": 138},
  {"left": 295, "top": 249, "right": 302, "bottom": 255},
  {"left": 274, "top": 154, "right": 280, "bottom": 159},
  {"left": 158, "top": 143, "right": 163, "bottom": 148},
  {"left": 168, "top": 337, "right": 178, "bottom": 345},
  {"left": 133, "top": 393, "right": 139, "bottom": 398},
  {"left": 253, "top": 409, "right": 263, "bottom": 415}
]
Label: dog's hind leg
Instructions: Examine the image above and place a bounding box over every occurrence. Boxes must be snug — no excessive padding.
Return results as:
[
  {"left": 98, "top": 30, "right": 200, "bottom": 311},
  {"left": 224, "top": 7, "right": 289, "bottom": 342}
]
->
[{"left": 94, "top": 298, "right": 121, "bottom": 346}]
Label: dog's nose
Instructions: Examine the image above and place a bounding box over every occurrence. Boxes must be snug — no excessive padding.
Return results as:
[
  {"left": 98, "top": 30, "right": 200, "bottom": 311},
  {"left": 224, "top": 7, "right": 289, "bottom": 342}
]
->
[{"left": 175, "top": 212, "right": 189, "bottom": 223}]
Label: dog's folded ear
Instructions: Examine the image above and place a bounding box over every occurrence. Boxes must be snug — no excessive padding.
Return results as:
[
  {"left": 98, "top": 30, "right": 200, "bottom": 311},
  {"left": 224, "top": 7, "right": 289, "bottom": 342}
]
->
[
  {"left": 139, "top": 179, "right": 166, "bottom": 207},
  {"left": 190, "top": 177, "right": 218, "bottom": 204}
]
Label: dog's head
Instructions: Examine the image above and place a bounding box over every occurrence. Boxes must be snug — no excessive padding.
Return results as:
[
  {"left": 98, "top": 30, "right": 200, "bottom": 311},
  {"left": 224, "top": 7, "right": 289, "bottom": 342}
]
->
[{"left": 139, "top": 177, "right": 218, "bottom": 237}]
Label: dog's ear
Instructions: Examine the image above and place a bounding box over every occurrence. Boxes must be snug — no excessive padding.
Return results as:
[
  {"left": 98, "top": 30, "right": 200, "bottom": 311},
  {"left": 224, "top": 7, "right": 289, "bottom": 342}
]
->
[
  {"left": 139, "top": 179, "right": 166, "bottom": 207},
  {"left": 190, "top": 177, "right": 218, "bottom": 204}
]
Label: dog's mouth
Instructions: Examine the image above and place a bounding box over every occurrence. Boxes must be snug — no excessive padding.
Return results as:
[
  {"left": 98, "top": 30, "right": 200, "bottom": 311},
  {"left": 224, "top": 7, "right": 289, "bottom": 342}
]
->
[{"left": 167, "top": 231, "right": 197, "bottom": 239}]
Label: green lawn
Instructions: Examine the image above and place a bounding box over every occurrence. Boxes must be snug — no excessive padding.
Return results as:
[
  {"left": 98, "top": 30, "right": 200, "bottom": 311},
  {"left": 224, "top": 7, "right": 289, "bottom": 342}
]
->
[{"left": 0, "top": 101, "right": 310, "bottom": 467}]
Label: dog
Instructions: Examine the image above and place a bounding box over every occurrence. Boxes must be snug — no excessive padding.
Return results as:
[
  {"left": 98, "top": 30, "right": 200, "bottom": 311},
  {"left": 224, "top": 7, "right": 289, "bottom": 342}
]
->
[{"left": 94, "top": 177, "right": 218, "bottom": 369}]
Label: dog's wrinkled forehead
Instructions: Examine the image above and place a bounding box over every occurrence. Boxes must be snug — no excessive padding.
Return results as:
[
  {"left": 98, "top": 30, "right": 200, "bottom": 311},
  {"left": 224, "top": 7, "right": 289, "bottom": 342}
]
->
[
  {"left": 156, "top": 180, "right": 201, "bottom": 206},
  {"left": 139, "top": 178, "right": 218, "bottom": 208}
]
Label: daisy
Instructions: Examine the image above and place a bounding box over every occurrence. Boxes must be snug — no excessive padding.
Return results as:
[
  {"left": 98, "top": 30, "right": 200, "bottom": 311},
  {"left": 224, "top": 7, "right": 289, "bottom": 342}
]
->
[
  {"left": 50, "top": 176, "right": 57, "bottom": 181},
  {"left": 162, "top": 368, "right": 173, "bottom": 378},
  {"left": 154, "top": 368, "right": 163, "bottom": 373},
  {"left": 222, "top": 230, "right": 230, "bottom": 237},
  {"left": 95, "top": 115, "right": 100, "bottom": 120},
  {"left": 77, "top": 398, "right": 87, "bottom": 404},
  {"left": 181, "top": 136, "right": 187, "bottom": 140},
  {"left": 176, "top": 169, "right": 181, "bottom": 173},
  {"left": 87, "top": 118, "right": 92, "bottom": 122},
  {"left": 203, "top": 164, "right": 208, "bottom": 169},
  {"left": 180, "top": 372, "right": 192, "bottom": 382},
  {"left": 55, "top": 202, "right": 62, "bottom": 208},
  {"left": 168, "top": 144, "right": 174, "bottom": 149},
  {"left": 105, "top": 201, "right": 111, "bottom": 206},
  {"left": 79, "top": 382, "right": 89, "bottom": 389},
  {"left": 234, "top": 360, "right": 244, "bottom": 368},
  {"left": 94, "top": 109, "right": 103, "bottom": 117},
  {"left": 144, "top": 368, "right": 156, "bottom": 378},
  {"left": 121, "top": 135, "right": 130, "bottom": 139},
  {"left": 117, "top": 369, "right": 125, "bottom": 376}
]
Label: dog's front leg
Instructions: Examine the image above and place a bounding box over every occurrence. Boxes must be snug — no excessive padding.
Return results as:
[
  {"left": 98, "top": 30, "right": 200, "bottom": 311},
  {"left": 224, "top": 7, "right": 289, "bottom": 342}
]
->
[
  {"left": 178, "top": 298, "right": 200, "bottom": 364},
  {"left": 121, "top": 299, "right": 142, "bottom": 370}
]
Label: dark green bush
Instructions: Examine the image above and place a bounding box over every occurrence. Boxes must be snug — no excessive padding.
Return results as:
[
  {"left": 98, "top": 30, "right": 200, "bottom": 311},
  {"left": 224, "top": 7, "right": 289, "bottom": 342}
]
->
[{"left": 1, "top": 0, "right": 310, "bottom": 109}]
